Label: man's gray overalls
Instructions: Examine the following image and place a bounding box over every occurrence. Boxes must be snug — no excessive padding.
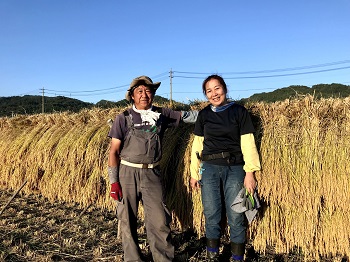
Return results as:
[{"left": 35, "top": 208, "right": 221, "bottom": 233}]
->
[{"left": 117, "top": 108, "right": 174, "bottom": 262}]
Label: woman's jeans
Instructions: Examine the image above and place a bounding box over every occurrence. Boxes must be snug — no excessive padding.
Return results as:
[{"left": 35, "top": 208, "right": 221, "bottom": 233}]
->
[{"left": 199, "top": 162, "right": 246, "bottom": 243}]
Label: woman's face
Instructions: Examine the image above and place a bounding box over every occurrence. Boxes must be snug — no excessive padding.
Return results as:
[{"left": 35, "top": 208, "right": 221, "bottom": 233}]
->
[{"left": 205, "top": 78, "right": 227, "bottom": 107}]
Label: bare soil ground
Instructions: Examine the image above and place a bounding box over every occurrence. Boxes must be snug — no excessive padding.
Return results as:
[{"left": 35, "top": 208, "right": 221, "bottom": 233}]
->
[{"left": 0, "top": 190, "right": 347, "bottom": 262}]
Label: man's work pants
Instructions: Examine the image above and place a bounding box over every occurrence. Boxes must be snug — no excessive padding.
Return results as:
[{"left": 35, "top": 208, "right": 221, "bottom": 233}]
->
[{"left": 117, "top": 165, "right": 174, "bottom": 262}]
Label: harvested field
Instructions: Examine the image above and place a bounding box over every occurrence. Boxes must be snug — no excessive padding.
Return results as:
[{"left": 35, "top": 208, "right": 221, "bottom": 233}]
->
[{"left": 0, "top": 190, "right": 347, "bottom": 262}]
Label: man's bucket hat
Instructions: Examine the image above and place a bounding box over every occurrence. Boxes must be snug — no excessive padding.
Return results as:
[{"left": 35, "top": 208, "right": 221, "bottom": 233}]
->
[{"left": 125, "top": 76, "right": 161, "bottom": 102}]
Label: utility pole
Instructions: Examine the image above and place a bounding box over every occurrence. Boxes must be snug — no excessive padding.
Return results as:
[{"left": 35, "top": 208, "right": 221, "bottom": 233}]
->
[
  {"left": 41, "top": 87, "right": 45, "bottom": 113},
  {"left": 169, "top": 69, "right": 173, "bottom": 107}
]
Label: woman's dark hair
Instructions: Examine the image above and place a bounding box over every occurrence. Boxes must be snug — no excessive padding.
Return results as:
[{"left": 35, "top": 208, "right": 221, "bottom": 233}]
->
[{"left": 202, "top": 74, "right": 227, "bottom": 95}]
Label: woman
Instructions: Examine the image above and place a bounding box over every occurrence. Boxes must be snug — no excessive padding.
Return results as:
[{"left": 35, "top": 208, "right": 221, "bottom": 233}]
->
[{"left": 190, "top": 74, "right": 261, "bottom": 262}]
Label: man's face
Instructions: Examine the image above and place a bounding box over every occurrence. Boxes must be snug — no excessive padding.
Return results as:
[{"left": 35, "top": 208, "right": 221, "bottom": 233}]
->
[{"left": 131, "top": 85, "right": 154, "bottom": 110}]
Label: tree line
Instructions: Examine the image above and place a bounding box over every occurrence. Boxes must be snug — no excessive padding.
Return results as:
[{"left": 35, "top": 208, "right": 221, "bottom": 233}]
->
[
  {"left": 1, "top": 83, "right": 349, "bottom": 117},
  {"left": 246, "top": 83, "right": 350, "bottom": 103},
  {"left": 0, "top": 95, "right": 173, "bottom": 117}
]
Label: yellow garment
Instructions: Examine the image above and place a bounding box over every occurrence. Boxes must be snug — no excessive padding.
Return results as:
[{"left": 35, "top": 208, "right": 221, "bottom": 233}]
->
[
  {"left": 190, "top": 133, "right": 260, "bottom": 179},
  {"left": 241, "top": 133, "right": 261, "bottom": 172},
  {"left": 190, "top": 135, "right": 204, "bottom": 180}
]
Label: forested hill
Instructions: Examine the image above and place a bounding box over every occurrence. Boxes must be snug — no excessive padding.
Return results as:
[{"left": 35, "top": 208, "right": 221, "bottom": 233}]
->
[
  {"left": 246, "top": 83, "right": 350, "bottom": 103},
  {"left": 0, "top": 96, "right": 94, "bottom": 117},
  {"left": 1, "top": 83, "right": 350, "bottom": 117},
  {"left": 0, "top": 95, "right": 172, "bottom": 117}
]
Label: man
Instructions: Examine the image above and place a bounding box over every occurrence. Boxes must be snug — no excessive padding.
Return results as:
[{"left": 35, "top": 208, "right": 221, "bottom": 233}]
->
[{"left": 108, "top": 75, "right": 197, "bottom": 261}]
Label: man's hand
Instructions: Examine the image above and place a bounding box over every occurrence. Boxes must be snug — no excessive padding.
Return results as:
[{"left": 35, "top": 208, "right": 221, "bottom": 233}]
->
[
  {"left": 110, "top": 182, "right": 123, "bottom": 201},
  {"left": 190, "top": 177, "right": 200, "bottom": 190}
]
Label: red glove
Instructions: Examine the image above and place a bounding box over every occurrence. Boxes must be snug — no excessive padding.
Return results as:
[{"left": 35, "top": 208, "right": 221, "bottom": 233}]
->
[{"left": 110, "top": 182, "right": 123, "bottom": 201}]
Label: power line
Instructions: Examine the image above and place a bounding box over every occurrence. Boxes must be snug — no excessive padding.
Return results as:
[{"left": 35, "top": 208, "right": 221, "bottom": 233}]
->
[
  {"left": 44, "top": 72, "right": 169, "bottom": 95},
  {"left": 45, "top": 90, "right": 125, "bottom": 97},
  {"left": 174, "top": 66, "right": 350, "bottom": 80},
  {"left": 173, "top": 59, "right": 350, "bottom": 75},
  {"left": 5, "top": 60, "right": 350, "bottom": 100},
  {"left": 14, "top": 62, "right": 350, "bottom": 97},
  {"left": 45, "top": 84, "right": 129, "bottom": 94},
  {"left": 150, "top": 72, "right": 169, "bottom": 79},
  {"left": 226, "top": 66, "right": 350, "bottom": 79}
]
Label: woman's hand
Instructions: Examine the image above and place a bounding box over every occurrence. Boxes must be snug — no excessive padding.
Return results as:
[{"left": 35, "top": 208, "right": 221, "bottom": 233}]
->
[{"left": 244, "top": 172, "right": 257, "bottom": 195}]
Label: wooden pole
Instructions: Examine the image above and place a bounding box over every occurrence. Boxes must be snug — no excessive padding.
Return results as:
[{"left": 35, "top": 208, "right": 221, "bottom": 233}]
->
[
  {"left": 169, "top": 69, "right": 173, "bottom": 107},
  {"left": 41, "top": 87, "right": 45, "bottom": 113},
  {"left": 0, "top": 180, "right": 28, "bottom": 215}
]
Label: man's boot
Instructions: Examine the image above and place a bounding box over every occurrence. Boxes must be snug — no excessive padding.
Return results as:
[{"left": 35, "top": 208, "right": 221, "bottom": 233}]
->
[
  {"left": 230, "top": 242, "right": 245, "bottom": 261},
  {"left": 206, "top": 238, "right": 219, "bottom": 262}
]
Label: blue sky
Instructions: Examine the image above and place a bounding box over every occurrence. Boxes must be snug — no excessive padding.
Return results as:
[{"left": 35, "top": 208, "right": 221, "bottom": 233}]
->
[{"left": 1, "top": 0, "right": 349, "bottom": 104}]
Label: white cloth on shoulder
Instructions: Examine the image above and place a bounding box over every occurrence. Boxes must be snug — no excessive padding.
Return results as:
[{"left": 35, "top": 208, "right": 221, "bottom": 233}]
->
[{"left": 132, "top": 105, "right": 161, "bottom": 126}]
